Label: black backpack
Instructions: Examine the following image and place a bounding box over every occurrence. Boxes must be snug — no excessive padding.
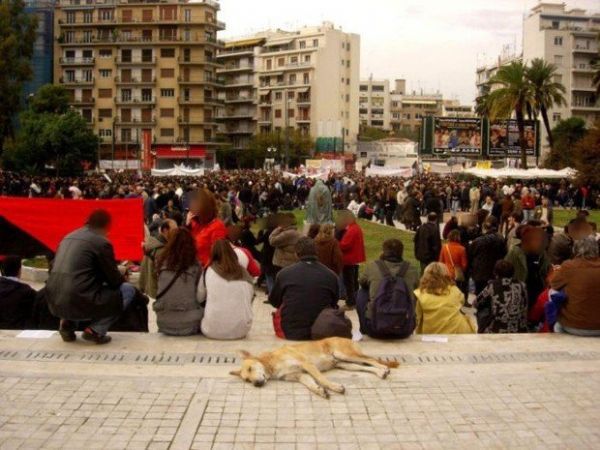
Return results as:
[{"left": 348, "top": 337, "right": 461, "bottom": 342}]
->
[{"left": 371, "top": 261, "right": 415, "bottom": 338}]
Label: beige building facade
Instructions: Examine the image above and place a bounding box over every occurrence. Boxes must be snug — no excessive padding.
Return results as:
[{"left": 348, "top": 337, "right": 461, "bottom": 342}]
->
[
  {"left": 390, "top": 79, "right": 444, "bottom": 134},
  {"left": 217, "top": 22, "right": 360, "bottom": 155},
  {"left": 54, "top": 0, "right": 224, "bottom": 169},
  {"left": 359, "top": 78, "right": 391, "bottom": 130}
]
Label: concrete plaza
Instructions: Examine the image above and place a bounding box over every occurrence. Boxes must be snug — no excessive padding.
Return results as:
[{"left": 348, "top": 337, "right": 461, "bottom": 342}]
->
[{"left": 0, "top": 294, "right": 599, "bottom": 450}]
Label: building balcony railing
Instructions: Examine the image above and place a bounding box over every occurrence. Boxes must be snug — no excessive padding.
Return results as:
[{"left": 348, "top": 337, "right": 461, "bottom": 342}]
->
[
  {"left": 59, "top": 57, "right": 95, "bottom": 65},
  {"left": 114, "top": 116, "right": 156, "bottom": 126},
  {"left": 225, "top": 95, "right": 256, "bottom": 103},
  {"left": 178, "top": 77, "right": 221, "bottom": 86},
  {"left": 178, "top": 57, "right": 221, "bottom": 66},
  {"left": 217, "top": 112, "right": 255, "bottom": 120},
  {"left": 60, "top": 77, "right": 94, "bottom": 85},
  {"left": 217, "top": 63, "right": 254, "bottom": 73},
  {"left": 58, "top": 34, "right": 221, "bottom": 46},
  {"left": 296, "top": 96, "right": 311, "bottom": 105},
  {"left": 114, "top": 96, "right": 156, "bottom": 105},
  {"left": 296, "top": 117, "right": 311, "bottom": 123},
  {"left": 178, "top": 116, "right": 214, "bottom": 125},
  {"left": 572, "top": 64, "right": 594, "bottom": 71},
  {"left": 69, "top": 97, "right": 95, "bottom": 105},
  {"left": 224, "top": 127, "right": 255, "bottom": 135},
  {"left": 115, "top": 57, "right": 156, "bottom": 65},
  {"left": 115, "top": 76, "right": 156, "bottom": 85}
]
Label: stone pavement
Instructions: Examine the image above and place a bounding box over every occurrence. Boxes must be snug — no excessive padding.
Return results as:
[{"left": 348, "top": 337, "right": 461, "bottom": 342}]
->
[{"left": 0, "top": 292, "right": 599, "bottom": 449}]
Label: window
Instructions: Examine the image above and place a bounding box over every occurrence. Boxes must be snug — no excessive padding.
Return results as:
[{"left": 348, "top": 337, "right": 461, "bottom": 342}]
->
[
  {"left": 303, "top": 73, "right": 309, "bottom": 84},
  {"left": 313, "top": 39, "right": 318, "bottom": 47},
  {"left": 66, "top": 11, "right": 75, "bottom": 24},
  {"left": 98, "top": 129, "right": 112, "bottom": 137},
  {"left": 553, "top": 112, "right": 561, "bottom": 122},
  {"left": 160, "top": 89, "right": 175, "bottom": 97},
  {"left": 98, "top": 89, "right": 112, "bottom": 98},
  {"left": 142, "top": 9, "right": 153, "bottom": 22},
  {"left": 83, "top": 11, "right": 92, "bottom": 23},
  {"left": 288, "top": 109, "right": 295, "bottom": 118},
  {"left": 160, "top": 68, "right": 174, "bottom": 78},
  {"left": 184, "top": 9, "right": 191, "bottom": 22},
  {"left": 99, "top": 49, "right": 112, "bottom": 58},
  {"left": 160, "top": 128, "right": 174, "bottom": 137},
  {"left": 288, "top": 91, "right": 295, "bottom": 99},
  {"left": 82, "top": 31, "right": 93, "bottom": 43},
  {"left": 64, "top": 31, "right": 74, "bottom": 43},
  {"left": 360, "top": 85, "right": 368, "bottom": 91},
  {"left": 554, "top": 55, "right": 563, "bottom": 65},
  {"left": 98, "top": 108, "right": 112, "bottom": 119},
  {"left": 160, "top": 108, "right": 174, "bottom": 118},
  {"left": 161, "top": 48, "right": 175, "bottom": 58},
  {"left": 122, "top": 9, "right": 132, "bottom": 22},
  {"left": 290, "top": 56, "right": 298, "bottom": 64},
  {"left": 99, "top": 69, "right": 112, "bottom": 78},
  {"left": 554, "top": 36, "right": 563, "bottom": 46},
  {"left": 289, "top": 74, "right": 297, "bottom": 84},
  {"left": 304, "top": 55, "right": 311, "bottom": 63},
  {"left": 99, "top": 9, "right": 113, "bottom": 21},
  {"left": 275, "top": 109, "right": 282, "bottom": 118},
  {"left": 278, "top": 58, "right": 285, "bottom": 67},
  {"left": 275, "top": 92, "right": 282, "bottom": 100},
  {"left": 141, "top": 49, "right": 153, "bottom": 62},
  {"left": 552, "top": 21, "right": 560, "bottom": 29},
  {"left": 346, "top": 42, "right": 351, "bottom": 51},
  {"left": 121, "top": 49, "right": 132, "bottom": 63},
  {"left": 299, "top": 41, "right": 306, "bottom": 49}
]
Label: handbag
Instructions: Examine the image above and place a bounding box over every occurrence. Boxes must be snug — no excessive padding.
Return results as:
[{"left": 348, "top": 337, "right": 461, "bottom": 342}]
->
[{"left": 445, "top": 245, "right": 465, "bottom": 282}]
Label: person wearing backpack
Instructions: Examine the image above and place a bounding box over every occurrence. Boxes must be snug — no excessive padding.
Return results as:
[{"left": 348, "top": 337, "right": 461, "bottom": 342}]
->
[{"left": 357, "top": 239, "right": 419, "bottom": 338}]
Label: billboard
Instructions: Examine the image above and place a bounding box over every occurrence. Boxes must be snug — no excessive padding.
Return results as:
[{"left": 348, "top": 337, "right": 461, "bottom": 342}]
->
[
  {"left": 433, "top": 118, "right": 482, "bottom": 156},
  {"left": 489, "top": 120, "right": 537, "bottom": 157}
]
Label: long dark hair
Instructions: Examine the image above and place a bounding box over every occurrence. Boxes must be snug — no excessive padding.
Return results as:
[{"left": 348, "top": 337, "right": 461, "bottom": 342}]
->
[
  {"left": 157, "top": 227, "right": 197, "bottom": 274},
  {"left": 210, "top": 239, "right": 244, "bottom": 281}
]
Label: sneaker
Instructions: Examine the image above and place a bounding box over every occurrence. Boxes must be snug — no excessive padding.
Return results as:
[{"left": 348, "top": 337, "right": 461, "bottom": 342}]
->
[
  {"left": 59, "top": 320, "right": 76, "bottom": 342},
  {"left": 82, "top": 328, "right": 112, "bottom": 345}
]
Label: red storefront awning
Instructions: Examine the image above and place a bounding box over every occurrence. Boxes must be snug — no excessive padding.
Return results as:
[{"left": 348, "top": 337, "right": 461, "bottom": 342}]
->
[{"left": 154, "top": 145, "right": 207, "bottom": 159}]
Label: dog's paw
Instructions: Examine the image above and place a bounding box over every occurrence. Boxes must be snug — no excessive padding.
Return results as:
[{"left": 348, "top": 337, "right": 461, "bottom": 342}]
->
[
  {"left": 316, "top": 386, "right": 330, "bottom": 399},
  {"left": 329, "top": 383, "right": 345, "bottom": 394},
  {"left": 378, "top": 368, "right": 390, "bottom": 379}
]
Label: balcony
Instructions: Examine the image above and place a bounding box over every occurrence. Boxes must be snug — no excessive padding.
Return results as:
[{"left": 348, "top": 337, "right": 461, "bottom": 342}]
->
[
  {"left": 224, "top": 126, "right": 255, "bottom": 135},
  {"left": 222, "top": 78, "right": 254, "bottom": 88},
  {"left": 572, "top": 64, "right": 595, "bottom": 72},
  {"left": 217, "top": 63, "right": 254, "bottom": 73},
  {"left": 296, "top": 96, "right": 311, "bottom": 106},
  {"left": 296, "top": 116, "right": 311, "bottom": 123},
  {"left": 178, "top": 77, "right": 221, "bottom": 87},
  {"left": 115, "top": 57, "right": 156, "bottom": 65},
  {"left": 115, "top": 76, "right": 156, "bottom": 85},
  {"left": 59, "top": 57, "right": 95, "bottom": 65},
  {"left": 257, "top": 117, "right": 272, "bottom": 124},
  {"left": 60, "top": 77, "right": 94, "bottom": 85},
  {"left": 262, "top": 61, "right": 313, "bottom": 73},
  {"left": 225, "top": 95, "right": 256, "bottom": 104},
  {"left": 178, "top": 116, "right": 213, "bottom": 125},
  {"left": 114, "top": 116, "right": 156, "bottom": 126},
  {"left": 114, "top": 96, "right": 156, "bottom": 105},
  {"left": 69, "top": 97, "right": 95, "bottom": 105},
  {"left": 573, "top": 45, "right": 597, "bottom": 54},
  {"left": 217, "top": 111, "right": 255, "bottom": 120}
]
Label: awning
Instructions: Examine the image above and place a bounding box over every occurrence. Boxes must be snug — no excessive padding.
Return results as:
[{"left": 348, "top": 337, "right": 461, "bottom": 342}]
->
[
  {"left": 224, "top": 37, "right": 265, "bottom": 49},
  {"left": 264, "top": 37, "right": 294, "bottom": 47},
  {"left": 154, "top": 145, "right": 206, "bottom": 159}
]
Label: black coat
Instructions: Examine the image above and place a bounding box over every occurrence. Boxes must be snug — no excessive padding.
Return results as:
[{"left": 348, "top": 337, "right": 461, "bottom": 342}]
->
[
  {"left": 468, "top": 232, "right": 507, "bottom": 282},
  {"left": 46, "top": 227, "right": 124, "bottom": 321},
  {"left": 0, "top": 278, "right": 37, "bottom": 329},
  {"left": 269, "top": 256, "right": 339, "bottom": 340},
  {"left": 414, "top": 222, "right": 442, "bottom": 265}
]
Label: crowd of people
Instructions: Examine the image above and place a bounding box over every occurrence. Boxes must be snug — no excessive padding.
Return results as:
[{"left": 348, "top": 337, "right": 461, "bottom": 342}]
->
[{"left": 1, "top": 168, "right": 599, "bottom": 342}]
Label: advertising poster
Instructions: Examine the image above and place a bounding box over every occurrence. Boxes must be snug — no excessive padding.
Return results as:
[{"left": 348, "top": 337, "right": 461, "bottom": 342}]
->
[
  {"left": 433, "top": 118, "right": 482, "bottom": 155},
  {"left": 489, "top": 120, "right": 537, "bottom": 157}
]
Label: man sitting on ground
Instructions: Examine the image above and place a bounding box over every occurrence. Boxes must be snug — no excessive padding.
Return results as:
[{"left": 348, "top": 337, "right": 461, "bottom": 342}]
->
[
  {"left": 46, "top": 210, "right": 137, "bottom": 344},
  {"left": 0, "top": 256, "right": 37, "bottom": 329},
  {"left": 269, "top": 237, "right": 339, "bottom": 340}
]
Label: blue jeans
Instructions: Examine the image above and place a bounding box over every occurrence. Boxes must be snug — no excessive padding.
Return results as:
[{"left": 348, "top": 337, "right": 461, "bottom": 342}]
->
[
  {"left": 554, "top": 321, "right": 600, "bottom": 337},
  {"left": 85, "top": 283, "right": 136, "bottom": 335}
]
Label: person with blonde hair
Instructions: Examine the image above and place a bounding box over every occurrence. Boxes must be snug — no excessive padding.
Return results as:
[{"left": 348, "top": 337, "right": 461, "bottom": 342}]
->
[{"left": 414, "top": 263, "right": 476, "bottom": 334}]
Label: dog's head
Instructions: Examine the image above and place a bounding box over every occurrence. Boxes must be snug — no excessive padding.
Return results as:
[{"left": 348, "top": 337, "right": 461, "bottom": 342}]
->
[{"left": 229, "top": 351, "right": 268, "bottom": 387}]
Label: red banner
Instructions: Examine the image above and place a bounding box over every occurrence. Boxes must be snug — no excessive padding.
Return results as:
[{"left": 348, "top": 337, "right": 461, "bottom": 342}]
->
[
  {"left": 142, "top": 129, "right": 153, "bottom": 170},
  {"left": 0, "top": 197, "right": 144, "bottom": 261}
]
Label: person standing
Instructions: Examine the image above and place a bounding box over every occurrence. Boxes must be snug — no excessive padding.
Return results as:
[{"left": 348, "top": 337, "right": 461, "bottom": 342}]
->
[
  {"left": 47, "top": 210, "right": 137, "bottom": 344},
  {"left": 468, "top": 217, "right": 507, "bottom": 295},
  {"left": 414, "top": 213, "right": 442, "bottom": 274},
  {"left": 339, "top": 211, "right": 366, "bottom": 309},
  {"left": 469, "top": 184, "right": 481, "bottom": 214}
]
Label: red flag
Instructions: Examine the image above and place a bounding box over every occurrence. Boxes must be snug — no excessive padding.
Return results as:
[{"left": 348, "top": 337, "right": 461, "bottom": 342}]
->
[{"left": 0, "top": 197, "right": 144, "bottom": 261}]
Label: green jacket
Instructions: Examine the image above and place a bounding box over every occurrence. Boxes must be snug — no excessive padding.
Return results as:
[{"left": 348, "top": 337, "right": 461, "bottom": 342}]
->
[
  {"left": 504, "top": 245, "right": 550, "bottom": 284},
  {"left": 359, "top": 259, "right": 419, "bottom": 320}
]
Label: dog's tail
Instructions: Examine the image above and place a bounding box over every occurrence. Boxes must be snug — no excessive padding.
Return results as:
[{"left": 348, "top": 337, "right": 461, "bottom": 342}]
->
[{"left": 378, "top": 359, "right": 400, "bottom": 369}]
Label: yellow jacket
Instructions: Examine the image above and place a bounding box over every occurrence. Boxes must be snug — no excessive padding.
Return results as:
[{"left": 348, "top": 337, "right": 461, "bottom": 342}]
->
[{"left": 414, "top": 286, "right": 476, "bottom": 334}]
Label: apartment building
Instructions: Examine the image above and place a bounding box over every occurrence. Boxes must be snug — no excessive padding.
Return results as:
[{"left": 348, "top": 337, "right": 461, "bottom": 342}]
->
[
  {"left": 523, "top": 3, "right": 600, "bottom": 131},
  {"left": 359, "top": 78, "right": 391, "bottom": 130},
  {"left": 443, "top": 99, "right": 475, "bottom": 117},
  {"left": 53, "top": 0, "right": 224, "bottom": 169},
  {"left": 390, "top": 79, "right": 443, "bottom": 133},
  {"left": 217, "top": 22, "right": 360, "bottom": 155},
  {"left": 215, "top": 37, "right": 264, "bottom": 152},
  {"left": 475, "top": 50, "right": 522, "bottom": 99}
]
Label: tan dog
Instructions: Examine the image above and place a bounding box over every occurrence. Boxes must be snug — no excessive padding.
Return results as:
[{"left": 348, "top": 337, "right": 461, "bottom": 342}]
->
[{"left": 229, "top": 337, "right": 399, "bottom": 398}]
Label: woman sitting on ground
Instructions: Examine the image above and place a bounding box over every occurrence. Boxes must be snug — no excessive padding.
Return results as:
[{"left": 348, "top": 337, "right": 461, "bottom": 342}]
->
[
  {"left": 414, "top": 262, "right": 476, "bottom": 334},
  {"left": 475, "top": 260, "right": 528, "bottom": 333},
  {"left": 198, "top": 239, "right": 254, "bottom": 340},
  {"left": 153, "top": 227, "right": 204, "bottom": 336}
]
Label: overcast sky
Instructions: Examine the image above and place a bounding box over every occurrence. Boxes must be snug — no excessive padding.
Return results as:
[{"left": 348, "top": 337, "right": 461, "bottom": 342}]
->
[{"left": 217, "top": 0, "right": 599, "bottom": 105}]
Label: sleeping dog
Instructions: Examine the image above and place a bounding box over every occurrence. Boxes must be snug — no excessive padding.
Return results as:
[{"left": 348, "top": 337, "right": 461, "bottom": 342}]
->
[{"left": 229, "top": 337, "right": 399, "bottom": 398}]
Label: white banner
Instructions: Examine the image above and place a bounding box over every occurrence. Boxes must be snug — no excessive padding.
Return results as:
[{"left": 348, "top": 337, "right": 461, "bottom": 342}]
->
[
  {"left": 151, "top": 164, "right": 205, "bottom": 177},
  {"left": 99, "top": 160, "right": 141, "bottom": 170},
  {"left": 365, "top": 166, "right": 413, "bottom": 177}
]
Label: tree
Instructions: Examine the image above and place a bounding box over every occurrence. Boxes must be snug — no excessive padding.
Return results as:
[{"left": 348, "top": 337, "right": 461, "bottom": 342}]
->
[
  {"left": 2, "top": 109, "right": 99, "bottom": 176},
  {"left": 593, "top": 33, "right": 600, "bottom": 96},
  {"left": 526, "top": 58, "right": 566, "bottom": 149},
  {"left": 543, "top": 117, "right": 587, "bottom": 169},
  {"left": 486, "top": 61, "right": 536, "bottom": 168},
  {"left": 573, "top": 120, "right": 600, "bottom": 187},
  {"left": 358, "top": 126, "right": 389, "bottom": 141},
  {"left": 241, "top": 131, "right": 314, "bottom": 169},
  {"left": 29, "top": 84, "right": 70, "bottom": 114},
  {"left": 0, "top": 0, "right": 37, "bottom": 155}
]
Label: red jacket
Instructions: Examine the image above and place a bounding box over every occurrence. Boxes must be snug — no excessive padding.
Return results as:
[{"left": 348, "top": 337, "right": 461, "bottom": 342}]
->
[
  {"left": 339, "top": 222, "right": 366, "bottom": 266},
  {"left": 190, "top": 218, "right": 227, "bottom": 267}
]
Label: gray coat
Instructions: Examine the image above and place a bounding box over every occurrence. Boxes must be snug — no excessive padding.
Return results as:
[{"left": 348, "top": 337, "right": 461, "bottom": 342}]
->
[
  {"left": 153, "top": 264, "right": 204, "bottom": 336},
  {"left": 269, "top": 226, "right": 300, "bottom": 268},
  {"left": 47, "top": 226, "right": 123, "bottom": 321}
]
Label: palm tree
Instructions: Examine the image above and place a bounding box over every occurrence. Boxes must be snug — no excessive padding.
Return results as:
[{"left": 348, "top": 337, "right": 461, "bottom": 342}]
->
[
  {"left": 526, "top": 58, "right": 566, "bottom": 149},
  {"left": 487, "top": 61, "right": 536, "bottom": 169},
  {"left": 474, "top": 90, "right": 492, "bottom": 118}
]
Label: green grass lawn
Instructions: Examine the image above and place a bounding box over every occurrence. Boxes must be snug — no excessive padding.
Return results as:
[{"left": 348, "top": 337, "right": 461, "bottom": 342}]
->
[{"left": 553, "top": 209, "right": 600, "bottom": 229}]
